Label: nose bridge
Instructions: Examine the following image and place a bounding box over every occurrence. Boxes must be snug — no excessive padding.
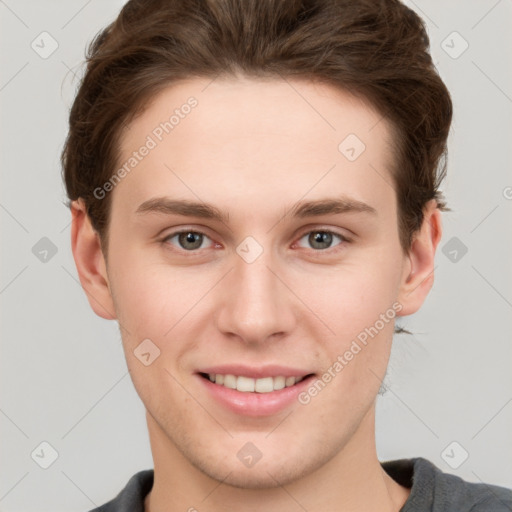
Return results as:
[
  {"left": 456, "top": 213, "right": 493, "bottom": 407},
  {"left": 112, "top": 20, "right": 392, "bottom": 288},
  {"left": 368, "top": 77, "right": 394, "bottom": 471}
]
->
[
  {"left": 236, "top": 248, "right": 277, "bottom": 304},
  {"left": 216, "top": 239, "right": 294, "bottom": 344}
]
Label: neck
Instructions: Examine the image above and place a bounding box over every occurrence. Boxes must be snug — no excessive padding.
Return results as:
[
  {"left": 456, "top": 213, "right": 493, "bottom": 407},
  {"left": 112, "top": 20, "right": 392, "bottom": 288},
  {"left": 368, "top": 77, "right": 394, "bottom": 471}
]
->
[{"left": 144, "top": 404, "right": 410, "bottom": 512}]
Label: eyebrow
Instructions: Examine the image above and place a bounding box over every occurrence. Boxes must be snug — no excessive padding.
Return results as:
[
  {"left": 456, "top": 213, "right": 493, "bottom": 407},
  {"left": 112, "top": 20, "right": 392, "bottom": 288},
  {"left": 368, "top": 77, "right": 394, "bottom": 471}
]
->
[{"left": 135, "top": 196, "right": 377, "bottom": 223}]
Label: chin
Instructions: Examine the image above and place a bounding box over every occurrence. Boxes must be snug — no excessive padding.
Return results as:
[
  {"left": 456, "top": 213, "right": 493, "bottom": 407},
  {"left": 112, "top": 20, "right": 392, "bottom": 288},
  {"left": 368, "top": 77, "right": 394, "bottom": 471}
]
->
[
  {"left": 203, "top": 461, "right": 310, "bottom": 490},
  {"left": 187, "top": 442, "right": 330, "bottom": 490}
]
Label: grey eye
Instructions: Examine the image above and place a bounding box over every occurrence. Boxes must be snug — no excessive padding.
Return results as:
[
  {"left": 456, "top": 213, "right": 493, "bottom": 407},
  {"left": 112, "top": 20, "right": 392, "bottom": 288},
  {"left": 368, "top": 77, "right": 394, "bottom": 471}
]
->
[
  {"left": 297, "top": 231, "right": 344, "bottom": 251},
  {"left": 164, "top": 231, "right": 210, "bottom": 251}
]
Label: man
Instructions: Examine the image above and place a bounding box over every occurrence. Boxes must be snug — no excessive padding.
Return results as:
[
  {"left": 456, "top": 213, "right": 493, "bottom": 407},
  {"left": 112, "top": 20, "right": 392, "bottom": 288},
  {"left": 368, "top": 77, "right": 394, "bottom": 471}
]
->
[{"left": 62, "top": 0, "right": 512, "bottom": 510}]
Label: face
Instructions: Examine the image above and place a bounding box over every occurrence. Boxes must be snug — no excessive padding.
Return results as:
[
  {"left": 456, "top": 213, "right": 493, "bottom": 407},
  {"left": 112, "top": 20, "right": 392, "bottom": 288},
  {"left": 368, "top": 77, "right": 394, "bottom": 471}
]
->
[{"left": 83, "top": 76, "right": 423, "bottom": 488}]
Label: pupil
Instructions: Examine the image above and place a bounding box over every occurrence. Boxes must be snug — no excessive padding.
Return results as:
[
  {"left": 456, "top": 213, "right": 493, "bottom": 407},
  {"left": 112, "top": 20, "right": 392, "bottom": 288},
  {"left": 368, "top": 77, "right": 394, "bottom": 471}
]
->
[
  {"left": 311, "top": 231, "right": 332, "bottom": 249},
  {"left": 179, "top": 232, "right": 202, "bottom": 250}
]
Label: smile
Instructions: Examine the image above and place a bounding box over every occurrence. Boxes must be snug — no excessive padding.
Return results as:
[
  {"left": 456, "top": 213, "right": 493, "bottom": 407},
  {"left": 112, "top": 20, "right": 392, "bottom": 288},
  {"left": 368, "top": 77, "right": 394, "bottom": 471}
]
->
[{"left": 201, "top": 373, "right": 307, "bottom": 393}]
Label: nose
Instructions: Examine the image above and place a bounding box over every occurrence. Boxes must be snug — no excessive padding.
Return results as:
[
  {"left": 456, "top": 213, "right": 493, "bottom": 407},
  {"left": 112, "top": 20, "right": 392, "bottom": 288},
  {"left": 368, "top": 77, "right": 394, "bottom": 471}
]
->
[{"left": 215, "top": 246, "right": 296, "bottom": 346}]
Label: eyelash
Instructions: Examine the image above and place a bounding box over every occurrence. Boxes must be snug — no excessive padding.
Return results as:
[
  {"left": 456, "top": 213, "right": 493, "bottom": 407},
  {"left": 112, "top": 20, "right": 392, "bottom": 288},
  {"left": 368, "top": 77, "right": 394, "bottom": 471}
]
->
[{"left": 161, "top": 228, "right": 351, "bottom": 254}]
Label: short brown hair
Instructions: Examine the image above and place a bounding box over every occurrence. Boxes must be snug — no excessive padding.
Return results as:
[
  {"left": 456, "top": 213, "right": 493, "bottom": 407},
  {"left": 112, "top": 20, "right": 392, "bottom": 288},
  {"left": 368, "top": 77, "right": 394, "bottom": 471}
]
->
[{"left": 61, "top": 0, "right": 452, "bottom": 253}]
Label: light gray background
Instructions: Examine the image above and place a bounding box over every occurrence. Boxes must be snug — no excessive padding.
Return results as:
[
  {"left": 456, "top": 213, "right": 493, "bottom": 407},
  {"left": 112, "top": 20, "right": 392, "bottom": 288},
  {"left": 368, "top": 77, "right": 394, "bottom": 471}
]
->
[{"left": 1, "top": 1, "right": 511, "bottom": 511}]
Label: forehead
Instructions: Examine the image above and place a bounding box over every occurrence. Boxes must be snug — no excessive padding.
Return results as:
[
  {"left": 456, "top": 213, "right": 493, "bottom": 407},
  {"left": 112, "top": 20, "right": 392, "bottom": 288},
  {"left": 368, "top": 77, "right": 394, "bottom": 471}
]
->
[{"left": 114, "top": 76, "right": 397, "bottom": 218}]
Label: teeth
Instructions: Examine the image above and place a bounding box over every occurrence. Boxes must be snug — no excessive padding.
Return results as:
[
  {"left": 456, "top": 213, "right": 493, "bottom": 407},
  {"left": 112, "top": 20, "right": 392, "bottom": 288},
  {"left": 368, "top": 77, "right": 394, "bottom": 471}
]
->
[
  {"left": 223, "top": 374, "right": 237, "bottom": 389},
  {"left": 205, "top": 374, "right": 305, "bottom": 393},
  {"left": 285, "top": 376, "right": 296, "bottom": 387},
  {"left": 237, "top": 376, "right": 255, "bottom": 392},
  {"left": 255, "top": 377, "right": 273, "bottom": 393},
  {"left": 273, "top": 376, "right": 286, "bottom": 390}
]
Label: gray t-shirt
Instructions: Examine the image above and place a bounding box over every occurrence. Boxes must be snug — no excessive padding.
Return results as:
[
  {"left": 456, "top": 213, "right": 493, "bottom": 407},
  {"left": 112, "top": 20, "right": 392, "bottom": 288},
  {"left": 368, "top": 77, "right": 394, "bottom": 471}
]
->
[{"left": 88, "top": 457, "right": 512, "bottom": 511}]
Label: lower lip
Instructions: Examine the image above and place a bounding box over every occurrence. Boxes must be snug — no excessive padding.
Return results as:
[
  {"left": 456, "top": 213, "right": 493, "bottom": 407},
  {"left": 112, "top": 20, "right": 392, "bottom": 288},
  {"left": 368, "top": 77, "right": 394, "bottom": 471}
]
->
[{"left": 197, "top": 374, "right": 315, "bottom": 417}]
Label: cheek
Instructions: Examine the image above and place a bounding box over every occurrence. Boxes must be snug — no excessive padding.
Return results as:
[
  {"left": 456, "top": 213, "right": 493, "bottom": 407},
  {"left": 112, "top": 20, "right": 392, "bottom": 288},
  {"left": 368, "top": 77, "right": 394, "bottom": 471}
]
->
[
  {"left": 300, "top": 258, "right": 400, "bottom": 339},
  {"left": 111, "top": 271, "right": 169, "bottom": 336},
  {"left": 108, "top": 242, "right": 209, "bottom": 335},
  {"left": 297, "top": 251, "right": 400, "bottom": 400},
  {"left": 108, "top": 259, "right": 198, "bottom": 407}
]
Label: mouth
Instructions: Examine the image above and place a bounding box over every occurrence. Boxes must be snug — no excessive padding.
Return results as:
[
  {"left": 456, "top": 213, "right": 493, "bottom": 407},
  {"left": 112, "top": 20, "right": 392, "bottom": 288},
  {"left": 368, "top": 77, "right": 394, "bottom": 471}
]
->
[
  {"left": 198, "top": 372, "right": 315, "bottom": 393},
  {"left": 195, "top": 367, "right": 316, "bottom": 416}
]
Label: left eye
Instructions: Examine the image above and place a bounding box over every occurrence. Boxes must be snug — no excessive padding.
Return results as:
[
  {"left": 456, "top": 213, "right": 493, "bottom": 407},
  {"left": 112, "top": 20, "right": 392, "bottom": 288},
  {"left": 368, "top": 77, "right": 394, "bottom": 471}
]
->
[{"left": 296, "top": 230, "right": 347, "bottom": 251}]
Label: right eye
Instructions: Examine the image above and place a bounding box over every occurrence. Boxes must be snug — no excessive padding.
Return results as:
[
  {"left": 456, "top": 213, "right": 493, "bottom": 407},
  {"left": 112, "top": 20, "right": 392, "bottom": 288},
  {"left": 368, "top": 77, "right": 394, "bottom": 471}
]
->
[{"left": 162, "top": 230, "right": 215, "bottom": 252}]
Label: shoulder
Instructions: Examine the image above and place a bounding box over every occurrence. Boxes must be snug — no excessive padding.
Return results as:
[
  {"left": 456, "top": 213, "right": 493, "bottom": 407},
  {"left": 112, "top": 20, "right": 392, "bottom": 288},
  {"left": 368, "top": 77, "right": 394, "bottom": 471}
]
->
[
  {"left": 424, "top": 459, "right": 512, "bottom": 512},
  {"left": 382, "top": 457, "right": 512, "bottom": 512},
  {"left": 86, "top": 469, "right": 154, "bottom": 512}
]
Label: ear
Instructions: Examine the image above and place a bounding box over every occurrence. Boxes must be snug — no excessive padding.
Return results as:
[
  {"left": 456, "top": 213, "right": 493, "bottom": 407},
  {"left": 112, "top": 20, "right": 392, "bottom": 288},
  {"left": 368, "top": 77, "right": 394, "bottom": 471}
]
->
[
  {"left": 70, "top": 199, "right": 116, "bottom": 320},
  {"left": 396, "top": 199, "right": 443, "bottom": 316}
]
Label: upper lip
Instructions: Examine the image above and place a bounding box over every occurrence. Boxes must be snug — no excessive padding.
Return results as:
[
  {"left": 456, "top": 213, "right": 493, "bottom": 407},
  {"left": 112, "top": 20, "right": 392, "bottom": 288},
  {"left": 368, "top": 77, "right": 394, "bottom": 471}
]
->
[{"left": 197, "top": 365, "right": 314, "bottom": 379}]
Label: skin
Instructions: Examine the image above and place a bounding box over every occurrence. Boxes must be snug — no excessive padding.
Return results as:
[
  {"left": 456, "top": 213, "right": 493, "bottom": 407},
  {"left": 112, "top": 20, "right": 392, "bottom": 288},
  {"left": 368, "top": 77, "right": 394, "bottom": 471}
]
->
[{"left": 71, "top": 76, "right": 442, "bottom": 512}]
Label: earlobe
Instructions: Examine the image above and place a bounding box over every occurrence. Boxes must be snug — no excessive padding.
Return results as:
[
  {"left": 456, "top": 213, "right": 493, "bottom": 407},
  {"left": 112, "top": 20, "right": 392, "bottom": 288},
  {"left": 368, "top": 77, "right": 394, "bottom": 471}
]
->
[
  {"left": 397, "top": 199, "right": 443, "bottom": 316},
  {"left": 70, "top": 199, "right": 117, "bottom": 320}
]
